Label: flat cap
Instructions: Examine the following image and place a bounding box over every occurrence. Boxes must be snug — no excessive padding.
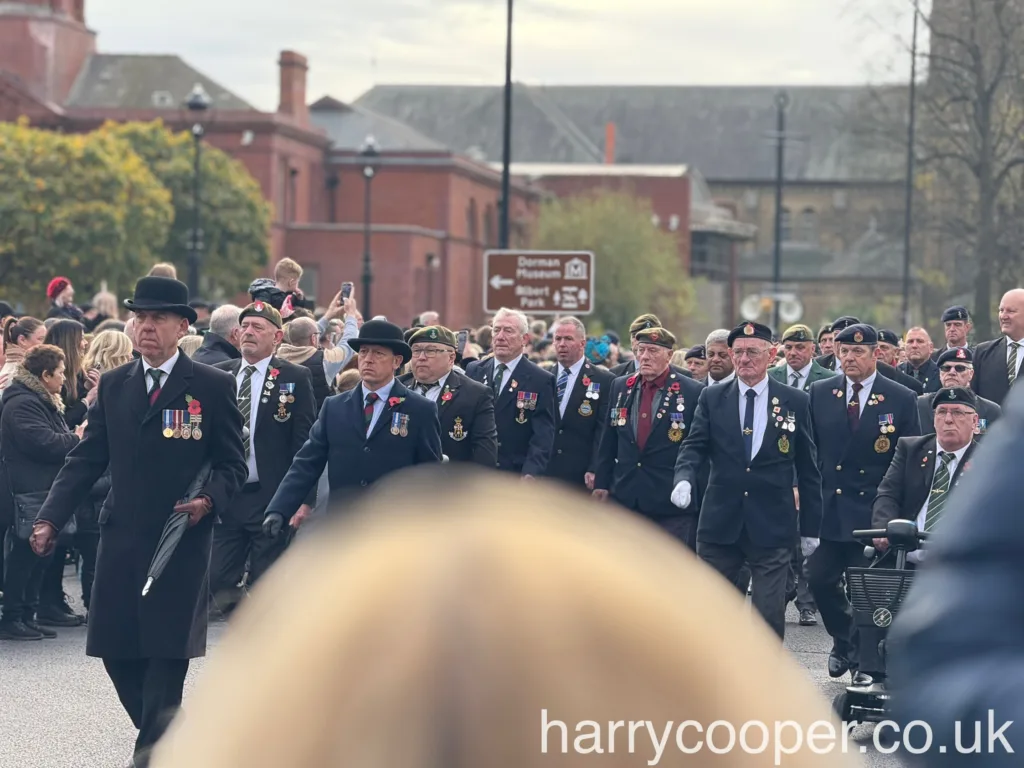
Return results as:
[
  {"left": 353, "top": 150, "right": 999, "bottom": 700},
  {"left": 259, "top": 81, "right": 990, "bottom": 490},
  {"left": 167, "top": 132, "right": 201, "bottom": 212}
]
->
[
  {"left": 781, "top": 324, "right": 814, "bottom": 343},
  {"left": 728, "top": 321, "right": 772, "bottom": 346},
  {"left": 877, "top": 329, "right": 901, "bottom": 347},
  {"left": 942, "top": 306, "right": 970, "bottom": 323},
  {"left": 831, "top": 316, "right": 860, "bottom": 333},
  {"left": 629, "top": 314, "right": 661, "bottom": 337},
  {"left": 834, "top": 323, "right": 877, "bottom": 345},
  {"left": 936, "top": 347, "right": 973, "bottom": 367},
  {"left": 408, "top": 325, "right": 458, "bottom": 349},
  {"left": 685, "top": 344, "right": 706, "bottom": 361},
  {"left": 930, "top": 386, "right": 977, "bottom": 411},
  {"left": 239, "top": 300, "right": 282, "bottom": 329},
  {"left": 634, "top": 326, "right": 676, "bottom": 349}
]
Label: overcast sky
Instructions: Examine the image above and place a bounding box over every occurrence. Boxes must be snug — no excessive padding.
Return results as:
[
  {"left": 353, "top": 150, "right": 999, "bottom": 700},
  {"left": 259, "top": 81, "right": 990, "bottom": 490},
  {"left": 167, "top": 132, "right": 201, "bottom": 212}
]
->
[{"left": 86, "top": 0, "right": 923, "bottom": 110}]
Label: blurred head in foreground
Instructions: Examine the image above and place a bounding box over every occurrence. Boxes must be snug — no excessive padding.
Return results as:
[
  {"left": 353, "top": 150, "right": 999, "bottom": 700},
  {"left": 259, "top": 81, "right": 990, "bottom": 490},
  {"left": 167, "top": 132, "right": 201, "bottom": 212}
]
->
[{"left": 152, "top": 469, "right": 858, "bottom": 768}]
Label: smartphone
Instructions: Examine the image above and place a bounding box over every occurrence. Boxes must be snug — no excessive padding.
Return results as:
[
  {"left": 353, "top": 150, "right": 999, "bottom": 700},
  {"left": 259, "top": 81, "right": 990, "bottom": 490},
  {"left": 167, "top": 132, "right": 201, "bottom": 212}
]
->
[
  {"left": 341, "top": 282, "right": 353, "bottom": 300},
  {"left": 457, "top": 330, "right": 469, "bottom": 351}
]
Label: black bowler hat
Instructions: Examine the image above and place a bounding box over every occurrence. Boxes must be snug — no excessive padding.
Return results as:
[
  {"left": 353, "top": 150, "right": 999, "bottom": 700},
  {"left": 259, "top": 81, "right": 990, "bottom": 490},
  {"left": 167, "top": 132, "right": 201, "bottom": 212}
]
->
[
  {"left": 123, "top": 277, "right": 197, "bottom": 324},
  {"left": 728, "top": 321, "right": 772, "bottom": 346},
  {"left": 877, "top": 329, "right": 901, "bottom": 347},
  {"left": 937, "top": 347, "right": 973, "bottom": 367},
  {"left": 349, "top": 319, "right": 413, "bottom": 364},
  {"left": 930, "top": 386, "right": 977, "bottom": 411},
  {"left": 834, "top": 323, "right": 877, "bottom": 345},
  {"left": 831, "top": 316, "right": 860, "bottom": 333},
  {"left": 942, "top": 306, "right": 970, "bottom": 323},
  {"left": 685, "top": 345, "right": 706, "bottom": 361}
]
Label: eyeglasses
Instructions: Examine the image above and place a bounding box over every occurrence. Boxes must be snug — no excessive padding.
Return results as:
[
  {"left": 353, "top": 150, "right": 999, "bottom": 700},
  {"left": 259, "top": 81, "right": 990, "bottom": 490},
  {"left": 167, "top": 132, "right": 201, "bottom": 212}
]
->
[
  {"left": 731, "top": 348, "right": 768, "bottom": 358},
  {"left": 410, "top": 347, "right": 449, "bottom": 358},
  {"left": 940, "top": 364, "right": 971, "bottom": 373},
  {"left": 934, "top": 409, "right": 974, "bottom": 420}
]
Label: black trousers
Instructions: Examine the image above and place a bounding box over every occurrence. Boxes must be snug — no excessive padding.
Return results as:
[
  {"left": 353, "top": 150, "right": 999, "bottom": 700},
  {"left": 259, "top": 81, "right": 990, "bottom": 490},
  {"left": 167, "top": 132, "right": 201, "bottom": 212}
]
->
[
  {"left": 698, "top": 529, "right": 792, "bottom": 639},
  {"left": 39, "top": 544, "right": 69, "bottom": 610},
  {"left": 76, "top": 531, "right": 100, "bottom": 610},
  {"left": 104, "top": 657, "right": 189, "bottom": 765},
  {"left": 655, "top": 514, "right": 698, "bottom": 552},
  {"left": 807, "top": 539, "right": 872, "bottom": 663},
  {"left": 1, "top": 529, "right": 51, "bottom": 623},
  {"left": 788, "top": 542, "right": 815, "bottom": 612},
  {"left": 209, "top": 487, "right": 287, "bottom": 600}
]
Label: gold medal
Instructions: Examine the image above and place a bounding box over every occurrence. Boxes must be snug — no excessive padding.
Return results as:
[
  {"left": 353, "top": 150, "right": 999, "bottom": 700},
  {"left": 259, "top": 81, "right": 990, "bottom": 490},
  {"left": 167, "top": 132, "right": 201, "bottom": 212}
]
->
[
  {"left": 163, "top": 427, "right": 174, "bottom": 438},
  {"left": 874, "top": 436, "right": 891, "bottom": 453},
  {"left": 668, "top": 426, "right": 682, "bottom": 443},
  {"left": 578, "top": 401, "right": 593, "bottom": 417},
  {"left": 778, "top": 435, "right": 790, "bottom": 454}
]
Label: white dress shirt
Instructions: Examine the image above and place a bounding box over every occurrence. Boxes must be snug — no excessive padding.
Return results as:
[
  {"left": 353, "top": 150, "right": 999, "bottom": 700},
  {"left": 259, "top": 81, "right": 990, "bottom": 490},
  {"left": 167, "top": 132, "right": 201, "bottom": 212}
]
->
[
  {"left": 556, "top": 357, "right": 586, "bottom": 417},
  {"left": 361, "top": 378, "right": 397, "bottom": 436},
  {"left": 492, "top": 354, "right": 523, "bottom": 395},
  {"left": 910, "top": 441, "right": 970, "bottom": 563},
  {"left": 142, "top": 349, "right": 180, "bottom": 393},
  {"left": 711, "top": 371, "right": 736, "bottom": 386},
  {"left": 236, "top": 355, "right": 273, "bottom": 483},
  {"left": 846, "top": 371, "right": 878, "bottom": 417},
  {"left": 737, "top": 375, "right": 770, "bottom": 458},
  {"left": 1006, "top": 336, "right": 1024, "bottom": 378},
  {"left": 786, "top": 361, "right": 813, "bottom": 389},
  {"left": 417, "top": 371, "right": 452, "bottom": 403}
]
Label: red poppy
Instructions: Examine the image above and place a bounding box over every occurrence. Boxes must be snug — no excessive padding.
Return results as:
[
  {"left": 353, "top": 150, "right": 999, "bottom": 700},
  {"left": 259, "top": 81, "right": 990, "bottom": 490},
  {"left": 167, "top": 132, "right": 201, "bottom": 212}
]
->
[
  {"left": 670, "top": 382, "right": 680, "bottom": 392},
  {"left": 626, "top": 375, "right": 637, "bottom": 388},
  {"left": 188, "top": 400, "right": 202, "bottom": 415},
  {"left": 388, "top": 396, "right": 404, "bottom": 408},
  {"left": 441, "top": 391, "right": 453, "bottom": 402},
  {"left": 270, "top": 368, "right": 280, "bottom": 378},
  {"left": 582, "top": 376, "right": 591, "bottom": 387}
]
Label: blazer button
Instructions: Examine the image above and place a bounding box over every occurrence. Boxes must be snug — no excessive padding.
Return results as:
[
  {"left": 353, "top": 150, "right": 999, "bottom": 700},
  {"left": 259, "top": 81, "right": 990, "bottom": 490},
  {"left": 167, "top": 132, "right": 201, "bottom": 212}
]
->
[
  {"left": 744, "top": 491, "right": 749, "bottom": 497},
  {"left": 637, "top": 462, "right": 642, "bottom": 467},
  {"left": 360, "top": 480, "right": 367, "bottom": 487},
  {"left": 363, "top": 446, "right": 370, "bottom": 453},
  {"left": 859, "top": 491, "right": 865, "bottom": 496},
  {"left": 836, "top": 489, "right": 842, "bottom": 495},
  {"left": 557, "top": 449, "right": 563, "bottom": 455},
  {"left": 860, "top": 469, "right": 865, "bottom": 475},
  {"left": 558, "top": 429, "right": 563, "bottom": 434},
  {"left": 836, "top": 465, "right": 842, "bottom": 471},
  {"left": 746, "top": 467, "right": 751, "bottom": 473}
]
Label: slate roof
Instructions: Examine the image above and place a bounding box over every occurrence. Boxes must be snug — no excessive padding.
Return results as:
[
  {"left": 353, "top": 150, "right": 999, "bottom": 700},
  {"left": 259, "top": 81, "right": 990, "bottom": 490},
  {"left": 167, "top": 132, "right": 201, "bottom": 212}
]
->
[
  {"left": 354, "top": 84, "right": 907, "bottom": 183},
  {"left": 308, "top": 96, "right": 447, "bottom": 151},
  {"left": 65, "top": 54, "right": 253, "bottom": 111}
]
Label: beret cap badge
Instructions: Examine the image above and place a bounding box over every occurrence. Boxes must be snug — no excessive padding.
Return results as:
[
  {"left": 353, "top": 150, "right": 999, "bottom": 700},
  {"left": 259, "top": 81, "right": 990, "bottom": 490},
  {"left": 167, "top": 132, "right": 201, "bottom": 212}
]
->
[
  {"left": 956, "top": 348, "right": 966, "bottom": 359},
  {"left": 853, "top": 331, "right": 864, "bottom": 343},
  {"left": 744, "top": 324, "right": 754, "bottom": 336}
]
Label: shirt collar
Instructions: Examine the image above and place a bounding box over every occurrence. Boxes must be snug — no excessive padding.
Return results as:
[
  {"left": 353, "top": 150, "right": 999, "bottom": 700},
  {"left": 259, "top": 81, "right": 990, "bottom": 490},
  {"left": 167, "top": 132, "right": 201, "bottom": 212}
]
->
[
  {"left": 1007, "top": 335, "right": 1024, "bottom": 346},
  {"left": 362, "top": 377, "right": 396, "bottom": 401},
  {"left": 562, "top": 357, "right": 585, "bottom": 377},
  {"left": 738, "top": 375, "right": 770, "bottom": 397},
  {"left": 495, "top": 354, "right": 522, "bottom": 372},
  {"left": 848, "top": 371, "right": 877, "bottom": 389},
  {"left": 789, "top": 361, "right": 813, "bottom": 379},
  {"left": 142, "top": 349, "right": 179, "bottom": 379},
  {"left": 935, "top": 441, "right": 970, "bottom": 463},
  {"left": 242, "top": 355, "right": 273, "bottom": 377}
]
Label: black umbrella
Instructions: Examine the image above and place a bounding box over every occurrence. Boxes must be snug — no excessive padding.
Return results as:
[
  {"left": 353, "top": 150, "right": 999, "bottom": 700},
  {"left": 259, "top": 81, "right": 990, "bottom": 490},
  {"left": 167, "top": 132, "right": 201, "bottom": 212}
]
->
[{"left": 142, "top": 463, "right": 212, "bottom": 597}]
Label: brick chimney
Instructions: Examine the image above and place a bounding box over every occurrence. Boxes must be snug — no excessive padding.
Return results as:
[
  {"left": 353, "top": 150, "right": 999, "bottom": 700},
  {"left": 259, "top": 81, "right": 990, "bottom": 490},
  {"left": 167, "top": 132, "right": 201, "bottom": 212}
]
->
[{"left": 278, "top": 51, "right": 309, "bottom": 125}]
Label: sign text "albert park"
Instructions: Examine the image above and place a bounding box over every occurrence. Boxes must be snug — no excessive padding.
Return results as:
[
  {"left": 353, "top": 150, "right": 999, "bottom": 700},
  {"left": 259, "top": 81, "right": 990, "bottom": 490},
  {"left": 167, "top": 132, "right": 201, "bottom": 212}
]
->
[{"left": 483, "top": 250, "right": 595, "bottom": 315}]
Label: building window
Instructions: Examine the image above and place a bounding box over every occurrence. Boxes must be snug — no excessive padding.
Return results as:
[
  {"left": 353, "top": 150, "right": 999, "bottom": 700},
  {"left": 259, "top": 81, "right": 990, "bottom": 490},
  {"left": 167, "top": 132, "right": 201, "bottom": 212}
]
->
[
  {"left": 780, "top": 207, "right": 792, "bottom": 242},
  {"left": 799, "top": 207, "right": 817, "bottom": 243},
  {"left": 467, "top": 199, "right": 479, "bottom": 243},
  {"left": 298, "top": 265, "right": 319, "bottom": 305},
  {"left": 483, "top": 204, "right": 495, "bottom": 247}
]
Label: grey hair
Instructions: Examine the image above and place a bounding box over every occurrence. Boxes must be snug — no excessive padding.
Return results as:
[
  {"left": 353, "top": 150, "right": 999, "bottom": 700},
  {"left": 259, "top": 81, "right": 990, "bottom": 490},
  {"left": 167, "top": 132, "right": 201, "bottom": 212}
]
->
[
  {"left": 705, "top": 329, "right": 730, "bottom": 347},
  {"left": 283, "top": 317, "right": 318, "bottom": 346},
  {"left": 209, "top": 304, "right": 241, "bottom": 338},
  {"left": 553, "top": 316, "right": 586, "bottom": 338},
  {"left": 492, "top": 307, "right": 529, "bottom": 335}
]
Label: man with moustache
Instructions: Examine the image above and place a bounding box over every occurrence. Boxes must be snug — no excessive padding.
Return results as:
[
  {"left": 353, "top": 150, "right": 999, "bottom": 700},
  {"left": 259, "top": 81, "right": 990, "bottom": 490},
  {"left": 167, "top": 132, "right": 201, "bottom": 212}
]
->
[
  {"left": 916, "top": 347, "right": 1001, "bottom": 437},
  {"left": 465, "top": 308, "right": 554, "bottom": 479},
  {"left": 898, "top": 327, "right": 941, "bottom": 394},
  {"left": 594, "top": 327, "right": 705, "bottom": 549},
  {"left": 817, "top": 316, "right": 924, "bottom": 395},
  {"left": 768, "top": 324, "right": 837, "bottom": 393},
  {"left": 970, "top": 288, "right": 1024, "bottom": 405},
  {"left": 262, "top": 319, "right": 442, "bottom": 534},
  {"left": 672, "top": 321, "right": 822, "bottom": 639},
  {"left": 705, "top": 329, "right": 736, "bottom": 385},
  {"left": 401, "top": 325, "right": 497, "bottom": 467},
  {"left": 544, "top": 316, "right": 614, "bottom": 491},
  {"left": 930, "top": 305, "right": 972, "bottom": 361},
  {"left": 806, "top": 323, "right": 920, "bottom": 685},
  {"left": 209, "top": 301, "right": 316, "bottom": 614}
]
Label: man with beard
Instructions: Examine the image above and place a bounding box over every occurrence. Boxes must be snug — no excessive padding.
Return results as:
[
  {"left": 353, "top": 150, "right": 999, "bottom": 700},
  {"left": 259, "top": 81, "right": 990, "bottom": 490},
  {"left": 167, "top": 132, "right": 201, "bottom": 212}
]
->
[{"left": 916, "top": 347, "right": 1001, "bottom": 437}]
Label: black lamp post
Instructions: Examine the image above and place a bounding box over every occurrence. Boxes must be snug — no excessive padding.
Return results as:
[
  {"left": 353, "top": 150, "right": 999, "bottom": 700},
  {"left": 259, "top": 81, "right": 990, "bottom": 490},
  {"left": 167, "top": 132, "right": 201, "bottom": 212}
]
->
[
  {"left": 359, "top": 135, "right": 380, "bottom": 317},
  {"left": 498, "top": 0, "right": 514, "bottom": 249},
  {"left": 185, "top": 83, "right": 211, "bottom": 297},
  {"left": 770, "top": 89, "right": 789, "bottom": 332}
]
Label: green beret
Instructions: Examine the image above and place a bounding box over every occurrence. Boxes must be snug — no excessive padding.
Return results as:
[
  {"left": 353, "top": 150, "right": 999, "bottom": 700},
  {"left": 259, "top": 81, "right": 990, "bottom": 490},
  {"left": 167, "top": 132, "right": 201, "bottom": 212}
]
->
[
  {"left": 629, "top": 314, "right": 661, "bottom": 337},
  {"left": 407, "top": 325, "right": 457, "bottom": 348},
  {"left": 239, "top": 300, "right": 282, "bottom": 329},
  {"left": 634, "top": 326, "right": 676, "bottom": 349},
  {"left": 781, "top": 324, "right": 814, "bottom": 343}
]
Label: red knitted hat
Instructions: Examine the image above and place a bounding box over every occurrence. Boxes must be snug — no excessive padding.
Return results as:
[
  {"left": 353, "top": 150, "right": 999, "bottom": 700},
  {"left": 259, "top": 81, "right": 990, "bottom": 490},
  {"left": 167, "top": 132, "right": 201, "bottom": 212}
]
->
[{"left": 47, "top": 276, "right": 71, "bottom": 300}]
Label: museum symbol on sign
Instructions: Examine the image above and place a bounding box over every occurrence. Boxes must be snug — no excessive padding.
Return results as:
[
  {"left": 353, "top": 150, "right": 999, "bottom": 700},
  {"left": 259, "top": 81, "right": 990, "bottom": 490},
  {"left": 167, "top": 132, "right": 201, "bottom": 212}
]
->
[{"left": 564, "top": 258, "right": 588, "bottom": 280}]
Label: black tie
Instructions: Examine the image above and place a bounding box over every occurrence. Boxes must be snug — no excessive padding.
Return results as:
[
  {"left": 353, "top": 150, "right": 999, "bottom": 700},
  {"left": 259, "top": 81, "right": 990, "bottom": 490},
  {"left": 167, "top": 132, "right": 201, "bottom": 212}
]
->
[{"left": 743, "top": 389, "right": 756, "bottom": 463}]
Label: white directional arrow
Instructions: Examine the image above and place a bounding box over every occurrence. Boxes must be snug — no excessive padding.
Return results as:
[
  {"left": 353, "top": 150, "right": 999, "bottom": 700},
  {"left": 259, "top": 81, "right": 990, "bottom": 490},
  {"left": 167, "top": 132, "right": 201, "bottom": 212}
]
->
[
  {"left": 554, "top": 291, "right": 561, "bottom": 305},
  {"left": 489, "top": 274, "right": 514, "bottom": 290}
]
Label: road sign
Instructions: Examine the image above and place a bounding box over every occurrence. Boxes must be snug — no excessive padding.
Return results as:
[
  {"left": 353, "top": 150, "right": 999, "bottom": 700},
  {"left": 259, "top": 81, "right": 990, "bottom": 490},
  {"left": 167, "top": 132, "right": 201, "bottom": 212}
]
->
[{"left": 483, "top": 250, "right": 595, "bottom": 315}]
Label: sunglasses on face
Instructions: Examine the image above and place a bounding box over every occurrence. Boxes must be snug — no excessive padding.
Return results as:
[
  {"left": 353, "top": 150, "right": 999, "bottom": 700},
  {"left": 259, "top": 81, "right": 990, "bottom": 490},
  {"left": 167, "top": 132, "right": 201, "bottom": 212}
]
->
[{"left": 940, "top": 364, "right": 971, "bottom": 373}]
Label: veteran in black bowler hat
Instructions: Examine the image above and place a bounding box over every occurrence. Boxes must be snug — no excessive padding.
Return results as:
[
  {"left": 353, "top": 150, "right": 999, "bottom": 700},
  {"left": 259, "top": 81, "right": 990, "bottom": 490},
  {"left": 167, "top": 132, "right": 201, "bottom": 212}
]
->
[
  {"left": 672, "top": 321, "right": 822, "bottom": 639},
  {"left": 31, "top": 276, "right": 249, "bottom": 767},
  {"left": 916, "top": 347, "right": 1001, "bottom": 437},
  {"left": 263, "top": 319, "right": 442, "bottom": 535},
  {"left": 806, "top": 322, "right": 920, "bottom": 685}
]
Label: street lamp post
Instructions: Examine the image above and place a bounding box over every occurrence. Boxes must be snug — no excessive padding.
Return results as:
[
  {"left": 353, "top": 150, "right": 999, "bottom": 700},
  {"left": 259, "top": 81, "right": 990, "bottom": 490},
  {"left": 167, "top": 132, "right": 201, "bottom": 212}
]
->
[
  {"left": 771, "top": 90, "right": 789, "bottom": 332},
  {"left": 901, "top": 1, "right": 920, "bottom": 329},
  {"left": 359, "top": 135, "right": 380, "bottom": 317},
  {"left": 185, "top": 83, "right": 211, "bottom": 298},
  {"left": 498, "top": 0, "right": 514, "bottom": 249}
]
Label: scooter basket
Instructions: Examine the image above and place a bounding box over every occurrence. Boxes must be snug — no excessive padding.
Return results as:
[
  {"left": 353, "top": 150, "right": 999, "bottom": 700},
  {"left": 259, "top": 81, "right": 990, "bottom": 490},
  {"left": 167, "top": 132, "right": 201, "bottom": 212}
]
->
[{"left": 846, "top": 567, "right": 915, "bottom": 629}]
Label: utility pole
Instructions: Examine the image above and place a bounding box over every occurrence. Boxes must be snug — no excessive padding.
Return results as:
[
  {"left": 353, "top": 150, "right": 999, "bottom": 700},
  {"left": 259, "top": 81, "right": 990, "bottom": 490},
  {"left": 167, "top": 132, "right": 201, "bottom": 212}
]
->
[
  {"left": 901, "top": 1, "right": 920, "bottom": 330},
  {"left": 498, "top": 0, "right": 514, "bottom": 249},
  {"left": 771, "top": 90, "right": 789, "bottom": 332}
]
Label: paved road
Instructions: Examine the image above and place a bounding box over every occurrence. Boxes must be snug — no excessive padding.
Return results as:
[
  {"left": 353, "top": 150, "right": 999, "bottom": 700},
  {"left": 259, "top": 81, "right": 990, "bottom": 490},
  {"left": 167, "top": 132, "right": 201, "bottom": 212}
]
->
[{"left": 0, "top": 574, "right": 905, "bottom": 768}]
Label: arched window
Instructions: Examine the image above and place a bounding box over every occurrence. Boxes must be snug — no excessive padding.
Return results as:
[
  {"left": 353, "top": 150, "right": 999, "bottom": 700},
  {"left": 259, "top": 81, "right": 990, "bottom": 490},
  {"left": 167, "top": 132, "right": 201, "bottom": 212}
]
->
[{"left": 800, "top": 207, "right": 817, "bottom": 243}]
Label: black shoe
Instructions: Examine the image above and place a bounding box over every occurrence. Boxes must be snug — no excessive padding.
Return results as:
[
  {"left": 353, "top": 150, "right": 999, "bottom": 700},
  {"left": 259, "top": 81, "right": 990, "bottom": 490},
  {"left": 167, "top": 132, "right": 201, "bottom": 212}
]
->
[
  {"left": 828, "top": 651, "right": 851, "bottom": 678},
  {"left": 799, "top": 609, "right": 817, "bottom": 626},
  {"left": 57, "top": 593, "right": 86, "bottom": 622},
  {"left": 23, "top": 618, "right": 57, "bottom": 638},
  {"left": 35, "top": 606, "right": 82, "bottom": 627},
  {"left": 851, "top": 671, "right": 874, "bottom": 686},
  {"left": 0, "top": 620, "right": 44, "bottom": 640}
]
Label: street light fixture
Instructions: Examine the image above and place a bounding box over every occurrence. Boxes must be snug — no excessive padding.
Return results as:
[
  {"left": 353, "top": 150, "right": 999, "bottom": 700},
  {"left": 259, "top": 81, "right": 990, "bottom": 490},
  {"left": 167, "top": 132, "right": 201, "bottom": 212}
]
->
[
  {"left": 185, "top": 83, "right": 211, "bottom": 298},
  {"left": 359, "top": 135, "right": 381, "bottom": 317}
]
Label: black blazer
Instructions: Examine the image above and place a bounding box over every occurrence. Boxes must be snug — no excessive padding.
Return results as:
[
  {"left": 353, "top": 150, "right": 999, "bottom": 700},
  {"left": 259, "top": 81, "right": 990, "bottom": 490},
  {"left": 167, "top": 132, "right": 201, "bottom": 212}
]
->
[
  {"left": 545, "top": 360, "right": 616, "bottom": 489},
  {"left": 816, "top": 354, "right": 925, "bottom": 395},
  {"left": 674, "top": 378, "right": 822, "bottom": 548},
  {"left": 265, "top": 379, "right": 443, "bottom": 521},
  {"left": 809, "top": 372, "right": 921, "bottom": 542},
  {"left": 916, "top": 393, "right": 1002, "bottom": 439},
  {"left": 970, "top": 337, "right": 1022, "bottom": 405},
  {"left": 214, "top": 357, "right": 317, "bottom": 512},
  {"left": 871, "top": 435, "right": 976, "bottom": 529},
  {"left": 399, "top": 369, "right": 498, "bottom": 468},
  {"left": 36, "top": 353, "right": 248, "bottom": 660},
  {"left": 899, "top": 359, "right": 941, "bottom": 394},
  {"left": 465, "top": 356, "right": 555, "bottom": 477},
  {"left": 594, "top": 366, "right": 704, "bottom": 519}
]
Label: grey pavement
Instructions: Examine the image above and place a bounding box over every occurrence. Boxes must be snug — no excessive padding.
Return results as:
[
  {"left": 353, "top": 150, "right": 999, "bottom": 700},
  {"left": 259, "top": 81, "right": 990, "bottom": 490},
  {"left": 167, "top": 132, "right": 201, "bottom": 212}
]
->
[{"left": 0, "top": 572, "right": 906, "bottom": 768}]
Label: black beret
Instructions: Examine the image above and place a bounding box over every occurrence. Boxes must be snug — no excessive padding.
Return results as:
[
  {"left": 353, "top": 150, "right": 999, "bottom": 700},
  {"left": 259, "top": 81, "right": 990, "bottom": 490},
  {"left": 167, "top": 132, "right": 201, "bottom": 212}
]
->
[
  {"left": 941, "top": 306, "right": 970, "bottom": 323},
  {"left": 239, "top": 300, "right": 283, "bottom": 329},
  {"left": 781, "top": 324, "right": 814, "bottom": 343},
  {"left": 685, "top": 345, "right": 706, "bottom": 361},
  {"left": 817, "top": 324, "right": 833, "bottom": 341},
  {"left": 728, "top": 321, "right": 772, "bottom": 346},
  {"left": 930, "top": 386, "right": 977, "bottom": 411},
  {"left": 834, "top": 323, "right": 877, "bottom": 345},
  {"left": 936, "top": 347, "right": 973, "bottom": 367},
  {"left": 831, "top": 316, "right": 860, "bottom": 333},
  {"left": 877, "top": 329, "right": 901, "bottom": 346},
  {"left": 408, "top": 325, "right": 458, "bottom": 348},
  {"left": 634, "top": 326, "right": 676, "bottom": 349}
]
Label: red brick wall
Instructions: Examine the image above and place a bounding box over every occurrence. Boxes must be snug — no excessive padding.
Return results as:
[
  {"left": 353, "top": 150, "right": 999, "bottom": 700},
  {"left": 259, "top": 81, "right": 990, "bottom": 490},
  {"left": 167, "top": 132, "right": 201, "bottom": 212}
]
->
[{"left": 0, "top": 14, "right": 95, "bottom": 104}]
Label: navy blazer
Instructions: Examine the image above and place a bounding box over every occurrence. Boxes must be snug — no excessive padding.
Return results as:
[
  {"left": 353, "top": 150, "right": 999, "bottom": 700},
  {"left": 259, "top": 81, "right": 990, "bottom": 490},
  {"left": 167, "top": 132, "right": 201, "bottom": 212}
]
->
[
  {"left": 674, "top": 378, "right": 822, "bottom": 548},
  {"left": 898, "top": 358, "right": 941, "bottom": 394},
  {"left": 264, "top": 378, "right": 442, "bottom": 522},
  {"left": 545, "top": 361, "right": 616, "bottom": 489},
  {"left": 465, "top": 356, "right": 555, "bottom": 477},
  {"left": 594, "top": 366, "right": 704, "bottom": 519},
  {"left": 809, "top": 372, "right": 921, "bottom": 542}
]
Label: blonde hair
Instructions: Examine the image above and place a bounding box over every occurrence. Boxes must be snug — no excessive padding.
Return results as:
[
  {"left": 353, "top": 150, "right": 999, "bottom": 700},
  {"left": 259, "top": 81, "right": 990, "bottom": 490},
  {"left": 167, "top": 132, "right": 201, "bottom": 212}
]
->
[
  {"left": 83, "top": 330, "right": 134, "bottom": 372},
  {"left": 92, "top": 291, "right": 118, "bottom": 319},
  {"left": 151, "top": 471, "right": 856, "bottom": 768},
  {"left": 334, "top": 368, "right": 361, "bottom": 393},
  {"left": 148, "top": 262, "right": 178, "bottom": 278},
  {"left": 670, "top": 349, "right": 688, "bottom": 368},
  {"left": 178, "top": 334, "right": 203, "bottom": 358},
  {"left": 274, "top": 257, "right": 303, "bottom": 283}
]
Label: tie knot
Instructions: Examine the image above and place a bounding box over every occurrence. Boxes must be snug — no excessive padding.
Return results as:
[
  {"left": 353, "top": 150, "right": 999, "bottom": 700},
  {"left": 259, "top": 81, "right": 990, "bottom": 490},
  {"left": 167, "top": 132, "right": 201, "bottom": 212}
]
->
[
  {"left": 745, "top": 389, "right": 757, "bottom": 400},
  {"left": 940, "top": 451, "right": 957, "bottom": 464},
  {"left": 852, "top": 381, "right": 863, "bottom": 392},
  {"left": 365, "top": 392, "right": 379, "bottom": 405},
  {"left": 148, "top": 369, "right": 162, "bottom": 385},
  {"left": 244, "top": 365, "right": 257, "bottom": 377}
]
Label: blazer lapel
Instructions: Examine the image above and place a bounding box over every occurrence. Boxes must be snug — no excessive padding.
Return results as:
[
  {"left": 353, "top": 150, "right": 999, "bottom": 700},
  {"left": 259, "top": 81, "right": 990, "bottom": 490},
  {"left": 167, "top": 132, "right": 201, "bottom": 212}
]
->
[
  {"left": 367, "top": 380, "right": 411, "bottom": 442},
  {"left": 439, "top": 371, "right": 462, "bottom": 409},
  {"left": 950, "top": 440, "right": 976, "bottom": 485},
  {"left": 914, "top": 438, "right": 936, "bottom": 510},
  {"left": 495, "top": 361, "right": 521, "bottom": 411},
  {"left": 559, "top": 363, "right": 590, "bottom": 424},
  {"left": 254, "top": 359, "right": 280, "bottom": 432},
  {"left": 349, "top": 388, "right": 368, "bottom": 440},
  {"left": 146, "top": 354, "right": 194, "bottom": 425},
  {"left": 723, "top": 381, "right": 746, "bottom": 460},
  {"left": 125, "top": 360, "right": 149, "bottom": 424}
]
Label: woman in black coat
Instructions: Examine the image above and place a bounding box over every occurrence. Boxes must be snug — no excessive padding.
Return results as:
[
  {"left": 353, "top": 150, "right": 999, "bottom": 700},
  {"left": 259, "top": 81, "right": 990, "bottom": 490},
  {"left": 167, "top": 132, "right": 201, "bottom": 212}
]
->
[{"left": 0, "top": 344, "right": 83, "bottom": 641}]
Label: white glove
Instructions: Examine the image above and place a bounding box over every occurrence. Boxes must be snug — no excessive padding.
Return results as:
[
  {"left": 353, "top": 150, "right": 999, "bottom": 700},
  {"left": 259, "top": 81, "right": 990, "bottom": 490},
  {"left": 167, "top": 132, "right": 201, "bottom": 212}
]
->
[
  {"left": 801, "top": 537, "right": 819, "bottom": 558},
  {"left": 670, "top": 481, "right": 692, "bottom": 509}
]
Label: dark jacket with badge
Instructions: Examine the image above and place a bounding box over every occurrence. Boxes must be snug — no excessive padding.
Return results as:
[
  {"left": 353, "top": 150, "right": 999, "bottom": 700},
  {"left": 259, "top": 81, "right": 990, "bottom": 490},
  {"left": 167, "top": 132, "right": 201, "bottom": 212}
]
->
[
  {"left": 465, "top": 356, "right": 555, "bottom": 477},
  {"left": 899, "top": 358, "right": 941, "bottom": 395},
  {"left": 545, "top": 361, "right": 615, "bottom": 489},
  {"left": 36, "top": 353, "right": 248, "bottom": 660},
  {"left": 816, "top": 354, "right": 924, "bottom": 395},
  {"left": 809, "top": 372, "right": 921, "bottom": 542},
  {"left": 213, "top": 357, "right": 317, "bottom": 513},
  {"left": 399, "top": 369, "right": 498, "bottom": 467},
  {"left": 594, "top": 366, "right": 704, "bottom": 519},
  {"left": 264, "top": 378, "right": 443, "bottom": 522},
  {"left": 674, "top": 378, "right": 822, "bottom": 548},
  {"left": 916, "top": 393, "right": 1001, "bottom": 438}
]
